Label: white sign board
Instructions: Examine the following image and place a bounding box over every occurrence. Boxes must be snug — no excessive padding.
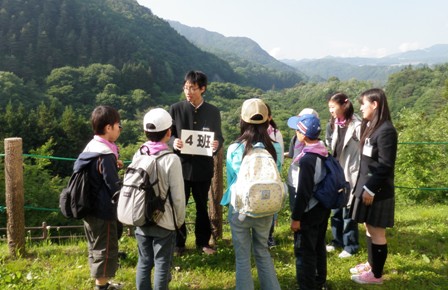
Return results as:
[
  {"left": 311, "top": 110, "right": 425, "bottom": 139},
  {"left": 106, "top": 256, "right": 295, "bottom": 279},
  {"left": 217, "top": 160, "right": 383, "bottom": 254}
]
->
[{"left": 180, "top": 129, "right": 215, "bottom": 156}]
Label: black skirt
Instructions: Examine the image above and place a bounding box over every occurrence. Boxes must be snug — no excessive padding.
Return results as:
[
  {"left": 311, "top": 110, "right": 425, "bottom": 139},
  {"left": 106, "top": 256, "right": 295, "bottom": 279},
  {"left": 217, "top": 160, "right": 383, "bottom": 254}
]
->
[{"left": 350, "top": 195, "right": 395, "bottom": 228}]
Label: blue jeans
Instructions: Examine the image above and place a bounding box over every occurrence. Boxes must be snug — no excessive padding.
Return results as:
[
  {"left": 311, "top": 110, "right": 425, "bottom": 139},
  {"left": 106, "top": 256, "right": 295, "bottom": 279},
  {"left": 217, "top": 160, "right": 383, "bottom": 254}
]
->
[
  {"left": 294, "top": 203, "right": 331, "bottom": 290},
  {"left": 330, "top": 207, "right": 359, "bottom": 254},
  {"left": 229, "top": 208, "right": 281, "bottom": 290},
  {"left": 135, "top": 227, "right": 175, "bottom": 290}
]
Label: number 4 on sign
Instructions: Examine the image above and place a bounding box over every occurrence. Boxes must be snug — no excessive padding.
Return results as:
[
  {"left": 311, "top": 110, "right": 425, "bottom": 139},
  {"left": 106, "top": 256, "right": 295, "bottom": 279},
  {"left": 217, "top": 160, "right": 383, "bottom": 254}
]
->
[
  {"left": 185, "top": 133, "right": 211, "bottom": 148},
  {"left": 180, "top": 129, "right": 215, "bottom": 156}
]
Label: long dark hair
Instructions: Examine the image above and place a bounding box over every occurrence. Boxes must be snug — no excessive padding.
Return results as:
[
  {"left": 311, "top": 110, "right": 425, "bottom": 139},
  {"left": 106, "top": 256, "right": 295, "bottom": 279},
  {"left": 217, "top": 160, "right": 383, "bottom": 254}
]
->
[
  {"left": 359, "top": 88, "right": 392, "bottom": 146},
  {"left": 265, "top": 103, "right": 277, "bottom": 129},
  {"left": 265, "top": 103, "right": 279, "bottom": 139},
  {"left": 236, "top": 119, "right": 277, "bottom": 162}
]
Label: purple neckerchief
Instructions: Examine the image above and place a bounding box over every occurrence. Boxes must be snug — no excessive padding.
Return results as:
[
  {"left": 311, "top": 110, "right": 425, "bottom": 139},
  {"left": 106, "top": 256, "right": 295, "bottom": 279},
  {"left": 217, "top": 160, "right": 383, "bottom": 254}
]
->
[
  {"left": 294, "top": 141, "right": 305, "bottom": 151},
  {"left": 93, "top": 135, "right": 119, "bottom": 159},
  {"left": 335, "top": 118, "right": 346, "bottom": 127},
  {"left": 267, "top": 125, "right": 275, "bottom": 136},
  {"left": 140, "top": 141, "right": 169, "bottom": 155},
  {"left": 294, "top": 141, "right": 328, "bottom": 163}
]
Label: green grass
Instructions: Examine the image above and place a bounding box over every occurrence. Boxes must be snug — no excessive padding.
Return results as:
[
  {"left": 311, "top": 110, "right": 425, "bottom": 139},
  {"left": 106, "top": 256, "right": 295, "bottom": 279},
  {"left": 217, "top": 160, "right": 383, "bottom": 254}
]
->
[{"left": 1, "top": 203, "right": 447, "bottom": 289}]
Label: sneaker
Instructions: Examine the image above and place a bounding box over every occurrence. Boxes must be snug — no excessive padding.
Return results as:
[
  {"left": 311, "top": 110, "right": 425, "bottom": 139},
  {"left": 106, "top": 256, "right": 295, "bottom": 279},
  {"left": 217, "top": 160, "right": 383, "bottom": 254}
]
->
[
  {"left": 200, "top": 246, "right": 216, "bottom": 255},
  {"left": 349, "top": 262, "right": 371, "bottom": 274},
  {"left": 351, "top": 270, "right": 383, "bottom": 285},
  {"left": 338, "top": 250, "right": 353, "bottom": 258},
  {"left": 174, "top": 246, "right": 186, "bottom": 257},
  {"left": 267, "top": 237, "right": 277, "bottom": 249},
  {"left": 106, "top": 283, "right": 124, "bottom": 290},
  {"left": 95, "top": 282, "right": 123, "bottom": 290},
  {"left": 326, "top": 244, "right": 336, "bottom": 252}
]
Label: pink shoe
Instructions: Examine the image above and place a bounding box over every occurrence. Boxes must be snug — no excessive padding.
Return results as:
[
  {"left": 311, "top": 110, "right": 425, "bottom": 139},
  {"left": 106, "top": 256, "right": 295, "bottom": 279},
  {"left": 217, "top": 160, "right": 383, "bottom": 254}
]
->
[
  {"left": 349, "top": 262, "right": 371, "bottom": 274},
  {"left": 351, "top": 270, "right": 383, "bottom": 285}
]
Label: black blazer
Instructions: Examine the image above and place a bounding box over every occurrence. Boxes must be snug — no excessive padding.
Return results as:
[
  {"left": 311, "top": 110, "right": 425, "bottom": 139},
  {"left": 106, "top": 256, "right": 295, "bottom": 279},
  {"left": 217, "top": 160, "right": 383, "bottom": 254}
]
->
[
  {"left": 169, "top": 100, "right": 224, "bottom": 182},
  {"left": 353, "top": 120, "right": 397, "bottom": 201}
]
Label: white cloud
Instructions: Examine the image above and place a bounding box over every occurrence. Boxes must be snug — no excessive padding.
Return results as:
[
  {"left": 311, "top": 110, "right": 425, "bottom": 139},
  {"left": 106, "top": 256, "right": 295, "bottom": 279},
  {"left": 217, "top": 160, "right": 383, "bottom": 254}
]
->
[
  {"left": 327, "top": 41, "right": 388, "bottom": 58},
  {"left": 338, "top": 46, "right": 388, "bottom": 58},
  {"left": 269, "top": 47, "right": 282, "bottom": 59},
  {"left": 399, "top": 42, "right": 421, "bottom": 52}
]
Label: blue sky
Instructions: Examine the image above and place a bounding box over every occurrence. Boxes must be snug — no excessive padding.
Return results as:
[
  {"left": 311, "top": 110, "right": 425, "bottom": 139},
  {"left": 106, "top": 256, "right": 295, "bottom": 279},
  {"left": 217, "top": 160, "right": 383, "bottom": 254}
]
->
[{"left": 138, "top": 0, "right": 448, "bottom": 60}]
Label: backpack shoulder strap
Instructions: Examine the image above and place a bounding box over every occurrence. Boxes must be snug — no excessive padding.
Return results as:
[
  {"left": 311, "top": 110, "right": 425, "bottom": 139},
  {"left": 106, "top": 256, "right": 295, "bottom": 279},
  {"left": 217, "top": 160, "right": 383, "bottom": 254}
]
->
[
  {"left": 151, "top": 151, "right": 175, "bottom": 200},
  {"left": 305, "top": 152, "right": 328, "bottom": 184},
  {"left": 155, "top": 151, "right": 174, "bottom": 160}
]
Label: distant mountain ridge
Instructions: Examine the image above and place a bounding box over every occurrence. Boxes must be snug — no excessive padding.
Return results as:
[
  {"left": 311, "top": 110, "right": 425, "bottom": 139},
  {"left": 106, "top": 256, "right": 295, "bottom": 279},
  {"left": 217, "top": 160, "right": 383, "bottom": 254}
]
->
[
  {"left": 168, "top": 20, "right": 305, "bottom": 90},
  {"left": 282, "top": 44, "right": 448, "bottom": 82},
  {"left": 166, "top": 18, "right": 448, "bottom": 83},
  {"left": 168, "top": 20, "right": 298, "bottom": 73},
  {"left": 382, "top": 44, "right": 448, "bottom": 65},
  {"left": 286, "top": 44, "right": 448, "bottom": 66}
]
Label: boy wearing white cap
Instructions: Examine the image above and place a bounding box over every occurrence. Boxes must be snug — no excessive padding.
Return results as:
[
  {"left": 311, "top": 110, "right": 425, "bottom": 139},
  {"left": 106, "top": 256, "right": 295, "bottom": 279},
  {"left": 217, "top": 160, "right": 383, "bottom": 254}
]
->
[{"left": 134, "top": 108, "right": 186, "bottom": 290}]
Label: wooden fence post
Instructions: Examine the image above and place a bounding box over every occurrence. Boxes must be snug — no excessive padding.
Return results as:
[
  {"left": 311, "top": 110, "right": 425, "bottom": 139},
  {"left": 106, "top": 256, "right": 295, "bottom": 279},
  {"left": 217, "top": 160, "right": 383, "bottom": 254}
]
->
[
  {"left": 42, "top": 222, "right": 48, "bottom": 240},
  {"left": 208, "top": 147, "right": 223, "bottom": 244},
  {"left": 5, "top": 137, "right": 26, "bottom": 257}
]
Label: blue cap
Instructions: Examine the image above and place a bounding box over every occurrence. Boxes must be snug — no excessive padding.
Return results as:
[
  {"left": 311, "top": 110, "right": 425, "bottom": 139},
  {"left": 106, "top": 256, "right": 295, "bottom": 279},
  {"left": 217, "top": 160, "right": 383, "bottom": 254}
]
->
[{"left": 287, "top": 114, "right": 321, "bottom": 139}]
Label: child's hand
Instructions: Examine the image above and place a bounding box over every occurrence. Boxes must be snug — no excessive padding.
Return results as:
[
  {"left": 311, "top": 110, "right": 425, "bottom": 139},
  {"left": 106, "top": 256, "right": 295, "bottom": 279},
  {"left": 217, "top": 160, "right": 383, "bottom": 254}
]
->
[
  {"left": 291, "top": 220, "right": 301, "bottom": 232},
  {"left": 173, "top": 138, "right": 183, "bottom": 150},
  {"left": 117, "top": 159, "right": 124, "bottom": 169}
]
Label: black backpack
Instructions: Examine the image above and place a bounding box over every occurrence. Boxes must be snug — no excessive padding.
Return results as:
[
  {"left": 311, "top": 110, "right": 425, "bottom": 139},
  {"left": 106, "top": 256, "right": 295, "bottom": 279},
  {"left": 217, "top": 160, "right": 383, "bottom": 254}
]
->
[
  {"left": 59, "top": 160, "right": 96, "bottom": 219},
  {"left": 314, "top": 154, "right": 350, "bottom": 209}
]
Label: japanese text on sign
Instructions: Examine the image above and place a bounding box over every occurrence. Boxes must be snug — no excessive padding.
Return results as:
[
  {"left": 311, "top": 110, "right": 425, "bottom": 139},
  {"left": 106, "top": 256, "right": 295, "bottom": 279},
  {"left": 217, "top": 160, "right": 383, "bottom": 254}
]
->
[{"left": 180, "top": 129, "right": 215, "bottom": 156}]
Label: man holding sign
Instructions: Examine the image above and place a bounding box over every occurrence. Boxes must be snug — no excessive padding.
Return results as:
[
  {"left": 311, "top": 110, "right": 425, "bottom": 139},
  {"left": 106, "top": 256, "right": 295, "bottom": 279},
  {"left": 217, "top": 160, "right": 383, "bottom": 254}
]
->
[{"left": 169, "top": 71, "right": 224, "bottom": 255}]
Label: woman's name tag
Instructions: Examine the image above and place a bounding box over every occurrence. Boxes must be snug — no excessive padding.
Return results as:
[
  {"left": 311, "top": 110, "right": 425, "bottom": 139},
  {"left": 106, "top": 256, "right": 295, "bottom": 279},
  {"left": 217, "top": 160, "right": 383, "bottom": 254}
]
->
[{"left": 363, "top": 138, "right": 373, "bottom": 157}]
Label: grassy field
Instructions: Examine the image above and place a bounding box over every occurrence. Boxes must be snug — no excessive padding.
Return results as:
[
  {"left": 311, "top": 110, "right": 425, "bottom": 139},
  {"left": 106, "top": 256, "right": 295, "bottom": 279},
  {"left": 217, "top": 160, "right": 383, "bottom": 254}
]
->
[{"left": 1, "top": 203, "right": 447, "bottom": 289}]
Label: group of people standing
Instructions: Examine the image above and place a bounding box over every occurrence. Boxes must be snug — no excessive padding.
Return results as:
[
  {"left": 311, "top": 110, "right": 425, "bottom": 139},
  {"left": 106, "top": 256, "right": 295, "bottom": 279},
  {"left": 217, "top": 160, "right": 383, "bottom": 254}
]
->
[
  {"left": 79, "top": 70, "right": 223, "bottom": 290},
  {"left": 287, "top": 88, "right": 397, "bottom": 289},
  {"left": 77, "top": 69, "right": 397, "bottom": 290}
]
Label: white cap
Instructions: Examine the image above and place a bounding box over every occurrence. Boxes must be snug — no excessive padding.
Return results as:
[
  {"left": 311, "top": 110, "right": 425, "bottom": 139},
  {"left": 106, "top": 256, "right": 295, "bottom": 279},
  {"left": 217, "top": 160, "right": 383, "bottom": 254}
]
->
[
  {"left": 298, "top": 108, "right": 319, "bottom": 118},
  {"left": 143, "top": 108, "right": 172, "bottom": 132}
]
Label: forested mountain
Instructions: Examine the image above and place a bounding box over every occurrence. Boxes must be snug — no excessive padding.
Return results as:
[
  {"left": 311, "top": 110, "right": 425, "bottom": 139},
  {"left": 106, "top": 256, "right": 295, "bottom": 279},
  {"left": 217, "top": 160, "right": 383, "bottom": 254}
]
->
[
  {"left": 166, "top": 15, "right": 448, "bottom": 86},
  {"left": 1, "top": 0, "right": 448, "bottom": 229},
  {"left": 168, "top": 20, "right": 305, "bottom": 90},
  {"left": 0, "top": 0, "right": 238, "bottom": 92}
]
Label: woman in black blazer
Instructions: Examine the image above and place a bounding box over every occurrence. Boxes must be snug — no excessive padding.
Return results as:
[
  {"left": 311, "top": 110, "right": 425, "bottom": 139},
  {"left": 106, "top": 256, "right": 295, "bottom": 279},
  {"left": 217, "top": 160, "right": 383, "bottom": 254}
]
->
[{"left": 350, "top": 88, "right": 398, "bottom": 285}]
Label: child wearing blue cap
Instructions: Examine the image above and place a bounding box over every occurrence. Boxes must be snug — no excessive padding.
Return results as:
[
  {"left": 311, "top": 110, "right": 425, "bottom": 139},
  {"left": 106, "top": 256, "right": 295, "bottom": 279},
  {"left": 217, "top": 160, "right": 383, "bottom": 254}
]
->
[{"left": 288, "top": 113, "right": 332, "bottom": 290}]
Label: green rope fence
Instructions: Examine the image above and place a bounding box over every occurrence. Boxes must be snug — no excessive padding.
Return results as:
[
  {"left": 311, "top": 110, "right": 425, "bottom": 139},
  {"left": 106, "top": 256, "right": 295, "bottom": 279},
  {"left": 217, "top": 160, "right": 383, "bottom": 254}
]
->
[
  {"left": 0, "top": 152, "right": 184, "bottom": 212},
  {"left": 1, "top": 142, "right": 447, "bottom": 213}
]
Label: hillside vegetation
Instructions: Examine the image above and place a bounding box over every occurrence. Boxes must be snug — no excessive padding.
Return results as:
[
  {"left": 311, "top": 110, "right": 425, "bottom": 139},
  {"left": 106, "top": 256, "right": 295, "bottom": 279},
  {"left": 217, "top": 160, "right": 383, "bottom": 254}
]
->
[
  {"left": 168, "top": 20, "right": 305, "bottom": 90},
  {"left": 0, "top": 0, "right": 237, "bottom": 91},
  {"left": 1, "top": 203, "right": 447, "bottom": 289},
  {"left": 1, "top": 64, "right": 448, "bottom": 231},
  {"left": 0, "top": 0, "right": 447, "bottom": 249}
]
